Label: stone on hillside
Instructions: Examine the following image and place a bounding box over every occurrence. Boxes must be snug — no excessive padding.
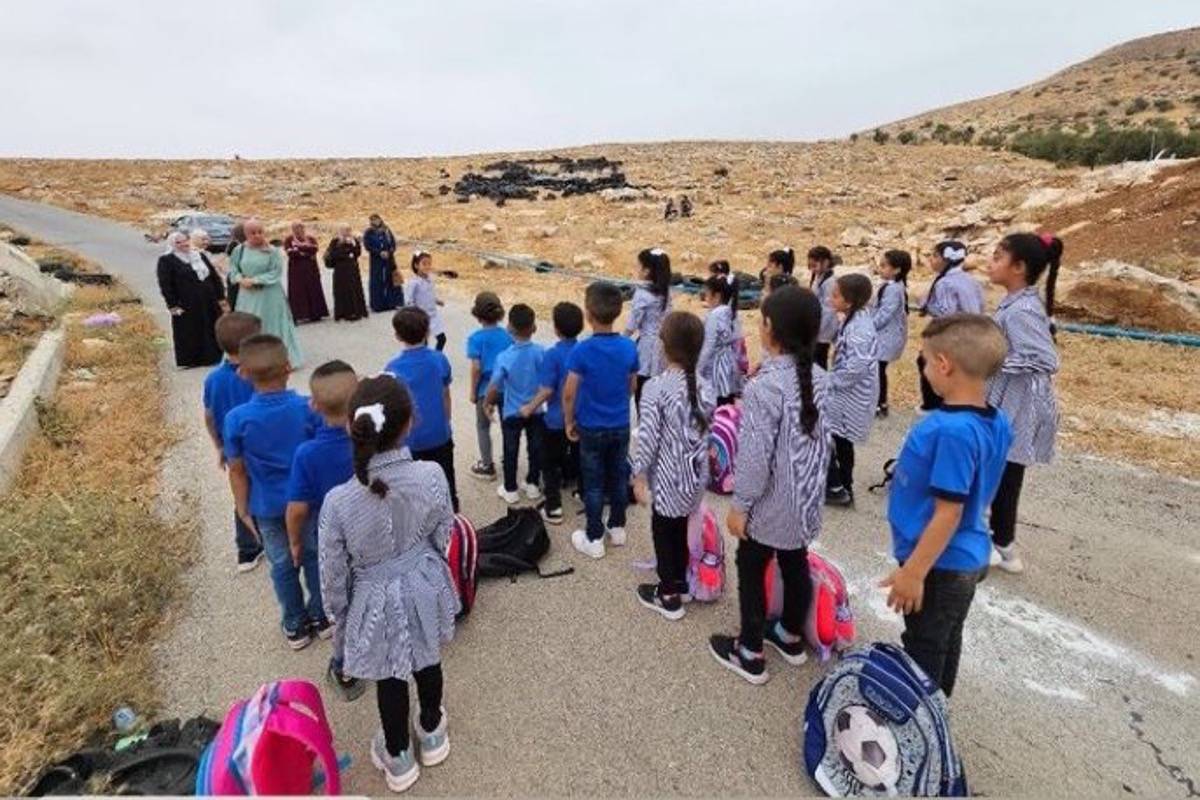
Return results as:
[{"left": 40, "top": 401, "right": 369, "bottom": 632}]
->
[
  {"left": 535, "top": 224, "right": 559, "bottom": 238},
  {"left": 573, "top": 253, "right": 606, "bottom": 270},
  {"left": 481, "top": 222, "right": 499, "bottom": 234}
]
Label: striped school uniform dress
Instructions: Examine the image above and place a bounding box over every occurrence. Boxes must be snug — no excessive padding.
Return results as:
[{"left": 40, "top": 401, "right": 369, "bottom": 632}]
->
[
  {"left": 872, "top": 279, "right": 908, "bottom": 363},
  {"left": 698, "top": 304, "right": 744, "bottom": 399},
  {"left": 987, "top": 287, "right": 1059, "bottom": 466},
  {"left": 631, "top": 369, "right": 713, "bottom": 518},
  {"left": 626, "top": 285, "right": 670, "bottom": 378},
  {"left": 732, "top": 355, "right": 832, "bottom": 550},
  {"left": 813, "top": 272, "right": 839, "bottom": 344},
  {"left": 921, "top": 265, "right": 985, "bottom": 317},
  {"left": 827, "top": 312, "right": 880, "bottom": 444},
  {"left": 403, "top": 273, "right": 445, "bottom": 338}
]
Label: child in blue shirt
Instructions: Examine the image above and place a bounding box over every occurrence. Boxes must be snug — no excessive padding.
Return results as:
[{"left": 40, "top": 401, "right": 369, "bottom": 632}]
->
[
  {"left": 465, "top": 292, "right": 513, "bottom": 480},
  {"left": 224, "top": 334, "right": 324, "bottom": 651},
  {"left": 385, "top": 307, "right": 459, "bottom": 512},
  {"left": 522, "top": 302, "right": 583, "bottom": 525},
  {"left": 486, "top": 304, "right": 546, "bottom": 504},
  {"left": 882, "top": 314, "right": 1013, "bottom": 698},
  {"left": 203, "top": 312, "right": 262, "bottom": 572},
  {"left": 564, "top": 282, "right": 639, "bottom": 559}
]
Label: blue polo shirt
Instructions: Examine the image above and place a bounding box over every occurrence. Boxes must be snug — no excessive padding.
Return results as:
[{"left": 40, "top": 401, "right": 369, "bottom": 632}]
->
[
  {"left": 888, "top": 405, "right": 1013, "bottom": 572},
  {"left": 538, "top": 338, "right": 577, "bottom": 430},
  {"left": 286, "top": 425, "right": 353, "bottom": 516},
  {"left": 566, "top": 333, "right": 639, "bottom": 430},
  {"left": 223, "top": 389, "right": 322, "bottom": 518},
  {"left": 202, "top": 360, "right": 253, "bottom": 447},
  {"left": 384, "top": 346, "right": 453, "bottom": 452},
  {"left": 466, "top": 325, "right": 514, "bottom": 399},
  {"left": 490, "top": 340, "right": 546, "bottom": 419}
]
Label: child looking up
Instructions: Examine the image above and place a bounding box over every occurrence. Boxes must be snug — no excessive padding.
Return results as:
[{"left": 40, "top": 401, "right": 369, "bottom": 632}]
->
[
  {"left": 564, "top": 282, "right": 640, "bottom": 559},
  {"left": 916, "top": 241, "right": 985, "bottom": 410},
  {"left": 486, "top": 304, "right": 546, "bottom": 505},
  {"left": 386, "top": 307, "right": 459, "bottom": 512},
  {"left": 631, "top": 311, "right": 712, "bottom": 620},
  {"left": 625, "top": 248, "right": 672, "bottom": 409},
  {"left": 203, "top": 311, "right": 262, "bottom": 573},
  {"left": 882, "top": 314, "right": 1011, "bottom": 697},
  {"left": 710, "top": 286, "right": 830, "bottom": 685},
  {"left": 873, "top": 250, "right": 911, "bottom": 418},
  {"left": 223, "top": 334, "right": 324, "bottom": 650},
  {"left": 697, "top": 273, "right": 743, "bottom": 406},
  {"left": 465, "top": 292, "right": 513, "bottom": 480},
  {"left": 404, "top": 250, "right": 447, "bottom": 352},
  {"left": 825, "top": 274, "right": 880, "bottom": 507},
  {"left": 985, "top": 233, "right": 1062, "bottom": 574},
  {"left": 318, "top": 376, "right": 459, "bottom": 792},
  {"left": 807, "top": 245, "right": 838, "bottom": 369}
]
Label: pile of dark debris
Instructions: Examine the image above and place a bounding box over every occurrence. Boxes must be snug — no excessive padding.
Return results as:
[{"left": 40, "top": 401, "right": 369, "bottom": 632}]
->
[{"left": 448, "top": 156, "right": 631, "bottom": 205}]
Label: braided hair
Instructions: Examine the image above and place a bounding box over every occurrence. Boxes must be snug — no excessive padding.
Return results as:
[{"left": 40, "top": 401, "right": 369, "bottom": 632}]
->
[
  {"left": 761, "top": 286, "right": 821, "bottom": 435},
  {"left": 882, "top": 249, "right": 912, "bottom": 312},
  {"left": 659, "top": 311, "right": 709, "bottom": 433},
  {"left": 703, "top": 273, "right": 740, "bottom": 318},
  {"left": 768, "top": 247, "right": 796, "bottom": 275},
  {"left": 998, "top": 232, "right": 1063, "bottom": 330},
  {"left": 349, "top": 374, "right": 413, "bottom": 498},
  {"left": 637, "top": 248, "right": 672, "bottom": 310}
]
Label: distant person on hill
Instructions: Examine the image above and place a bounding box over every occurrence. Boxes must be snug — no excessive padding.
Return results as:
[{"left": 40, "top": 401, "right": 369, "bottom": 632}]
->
[
  {"left": 156, "top": 231, "right": 225, "bottom": 368},
  {"left": 363, "top": 213, "right": 401, "bottom": 312},
  {"left": 663, "top": 197, "right": 678, "bottom": 221},
  {"left": 679, "top": 194, "right": 693, "bottom": 218},
  {"left": 807, "top": 245, "right": 839, "bottom": 369},
  {"left": 229, "top": 219, "right": 305, "bottom": 367},
  {"left": 324, "top": 224, "right": 369, "bottom": 322},
  {"left": 873, "top": 249, "right": 912, "bottom": 418},
  {"left": 916, "top": 240, "right": 985, "bottom": 410},
  {"left": 284, "top": 222, "right": 329, "bottom": 324}
]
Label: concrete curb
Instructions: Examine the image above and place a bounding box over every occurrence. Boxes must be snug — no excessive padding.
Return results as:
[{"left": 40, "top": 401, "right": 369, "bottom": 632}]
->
[
  {"left": 0, "top": 241, "right": 74, "bottom": 312},
  {"left": 0, "top": 327, "right": 66, "bottom": 495}
]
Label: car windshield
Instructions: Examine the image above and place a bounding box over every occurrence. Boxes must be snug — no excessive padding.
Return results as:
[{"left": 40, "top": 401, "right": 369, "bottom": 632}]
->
[{"left": 192, "top": 215, "right": 235, "bottom": 226}]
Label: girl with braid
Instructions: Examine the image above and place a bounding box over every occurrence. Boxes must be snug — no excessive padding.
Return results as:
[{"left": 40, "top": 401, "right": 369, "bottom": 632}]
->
[
  {"left": 710, "top": 286, "right": 831, "bottom": 685},
  {"left": 631, "top": 311, "right": 714, "bottom": 621}
]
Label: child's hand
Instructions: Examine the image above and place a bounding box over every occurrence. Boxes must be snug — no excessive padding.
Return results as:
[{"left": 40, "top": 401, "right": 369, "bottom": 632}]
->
[
  {"left": 632, "top": 476, "right": 651, "bottom": 506},
  {"left": 238, "top": 510, "right": 260, "bottom": 542},
  {"left": 566, "top": 422, "right": 580, "bottom": 442},
  {"left": 880, "top": 566, "right": 924, "bottom": 615},
  {"left": 726, "top": 509, "right": 748, "bottom": 540},
  {"left": 518, "top": 402, "right": 533, "bottom": 419},
  {"left": 486, "top": 403, "right": 497, "bottom": 421}
]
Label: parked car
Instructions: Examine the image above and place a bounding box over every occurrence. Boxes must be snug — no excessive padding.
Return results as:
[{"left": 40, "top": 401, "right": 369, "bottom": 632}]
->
[{"left": 169, "top": 213, "right": 238, "bottom": 252}]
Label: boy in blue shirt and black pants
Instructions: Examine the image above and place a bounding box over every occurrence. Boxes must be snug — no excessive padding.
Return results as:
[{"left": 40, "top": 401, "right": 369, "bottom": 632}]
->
[
  {"left": 564, "top": 282, "right": 639, "bottom": 559},
  {"left": 881, "top": 314, "right": 1012, "bottom": 697},
  {"left": 486, "top": 304, "right": 546, "bottom": 505}
]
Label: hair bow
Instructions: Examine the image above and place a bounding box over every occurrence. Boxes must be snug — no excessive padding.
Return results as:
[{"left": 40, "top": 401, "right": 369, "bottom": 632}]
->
[
  {"left": 355, "top": 403, "right": 386, "bottom": 431},
  {"left": 413, "top": 249, "right": 428, "bottom": 258},
  {"left": 649, "top": 247, "right": 665, "bottom": 257},
  {"left": 724, "top": 273, "right": 735, "bottom": 285},
  {"left": 942, "top": 246, "right": 967, "bottom": 263},
  {"left": 1038, "top": 233, "right": 1055, "bottom": 247}
]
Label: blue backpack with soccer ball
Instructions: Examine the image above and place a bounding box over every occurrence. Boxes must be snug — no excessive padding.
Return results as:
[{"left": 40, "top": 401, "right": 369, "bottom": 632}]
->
[{"left": 802, "top": 642, "right": 968, "bottom": 797}]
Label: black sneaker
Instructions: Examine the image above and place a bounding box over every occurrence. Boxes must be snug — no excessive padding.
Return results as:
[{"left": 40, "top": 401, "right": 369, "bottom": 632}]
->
[
  {"left": 763, "top": 621, "right": 809, "bottom": 666},
  {"left": 310, "top": 617, "right": 334, "bottom": 640},
  {"left": 876, "top": 404, "right": 889, "bottom": 419},
  {"left": 326, "top": 661, "right": 367, "bottom": 702},
  {"left": 636, "top": 584, "right": 685, "bottom": 621},
  {"left": 470, "top": 461, "right": 497, "bottom": 481},
  {"left": 285, "top": 626, "right": 313, "bottom": 651},
  {"left": 708, "top": 634, "right": 769, "bottom": 685},
  {"left": 825, "top": 487, "right": 854, "bottom": 508},
  {"left": 542, "top": 505, "right": 564, "bottom": 526}
]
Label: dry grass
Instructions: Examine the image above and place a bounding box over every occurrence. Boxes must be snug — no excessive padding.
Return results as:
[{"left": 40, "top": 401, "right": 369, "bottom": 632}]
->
[{"left": 0, "top": 243, "right": 190, "bottom": 793}]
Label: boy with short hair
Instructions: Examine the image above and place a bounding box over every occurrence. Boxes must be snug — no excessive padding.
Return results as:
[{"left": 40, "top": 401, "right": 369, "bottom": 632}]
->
[
  {"left": 466, "top": 292, "right": 513, "bottom": 480},
  {"left": 224, "top": 334, "right": 324, "bottom": 651},
  {"left": 486, "top": 304, "right": 546, "bottom": 505},
  {"left": 385, "top": 307, "right": 459, "bottom": 511},
  {"left": 522, "top": 301, "right": 584, "bottom": 525},
  {"left": 564, "top": 282, "right": 639, "bottom": 559},
  {"left": 881, "top": 313, "right": 1012, "bottom": 697},
  {"left": 203, "top": 311, "right": 263, "bottom": 573}
]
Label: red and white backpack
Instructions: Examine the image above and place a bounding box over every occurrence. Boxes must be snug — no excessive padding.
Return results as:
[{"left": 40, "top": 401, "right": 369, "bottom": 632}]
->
[
  {"left": 446, "top": 514, "right": 478, "bottom": 619},
  {"left": 764, "top": 550, "right": 855, "bottom": 661}
]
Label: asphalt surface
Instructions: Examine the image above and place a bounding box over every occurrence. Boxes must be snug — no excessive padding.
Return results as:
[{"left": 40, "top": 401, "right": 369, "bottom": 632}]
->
[{"left": 3, "top": 193, "right": 1199, "bottom": 797}]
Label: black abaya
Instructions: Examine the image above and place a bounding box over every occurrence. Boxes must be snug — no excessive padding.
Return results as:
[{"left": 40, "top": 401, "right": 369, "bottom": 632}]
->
[{"left": 156, "top": 252, "right": 225, "bottom": 368}]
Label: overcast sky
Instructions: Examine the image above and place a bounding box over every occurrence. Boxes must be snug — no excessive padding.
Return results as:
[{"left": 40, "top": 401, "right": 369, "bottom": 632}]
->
[{"left": 0, "top": 1, "right": 1196, "bottom": 158}]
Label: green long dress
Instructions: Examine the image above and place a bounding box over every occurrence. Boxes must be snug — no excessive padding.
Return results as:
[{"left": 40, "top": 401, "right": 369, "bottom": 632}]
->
[{"left": 229, "top": 244, "right": 305, "bottom": 367}]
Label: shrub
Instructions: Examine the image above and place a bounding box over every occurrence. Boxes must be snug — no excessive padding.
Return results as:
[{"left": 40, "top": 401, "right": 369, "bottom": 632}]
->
[
  {"left": 1010, "top": 125, "right": 1200, "bottom": 167},
  {"left": 978, "top": 131, "right": 1006, "bottom": 149},
  {"left": 1126, "top": 96, "right": 1150, "bottom": 115},
  {"left": 873, "top": 128, "right": 890, "bottom": 144},
  {"left": 849, "top": 132, "right": 859, "bottom": 143},
  {"left": 897, "top": 130, "right": 916, "bottom": 145},
  {"left": 1154, "top": 98, "right": 1176, "bottom": 112}
]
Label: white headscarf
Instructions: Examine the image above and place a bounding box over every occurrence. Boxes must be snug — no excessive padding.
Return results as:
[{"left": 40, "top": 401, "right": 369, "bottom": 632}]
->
[{"left": 165, "top": 231, "right": 210, "bottom": 281}]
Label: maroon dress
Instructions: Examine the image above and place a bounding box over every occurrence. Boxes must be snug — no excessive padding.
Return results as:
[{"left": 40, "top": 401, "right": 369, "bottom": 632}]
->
[{"left": 284, "top": 234, "right": 330, "bottom": 322}]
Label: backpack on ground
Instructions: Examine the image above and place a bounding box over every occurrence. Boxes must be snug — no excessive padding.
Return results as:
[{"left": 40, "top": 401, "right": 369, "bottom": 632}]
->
[
  {"left": 708, "top": 403, "right": 742, "bottom": 495},
  {"left": 803, "top": 642, "right": 968, "bottom": 797},
  {"left": 196, "top": 680, "right": 341, "bottom": 796},
  {"left": 446, "top": 514, "right": 478, "bottom": 619},
  {"left": 476, "top": 507, "right": 572, "bottom": 579},
  {"left": 764, "top": 550, "right": 855, "bottom": 661},
  {"left": 686, "top": 503, "right": 725, "bottom": 601}
]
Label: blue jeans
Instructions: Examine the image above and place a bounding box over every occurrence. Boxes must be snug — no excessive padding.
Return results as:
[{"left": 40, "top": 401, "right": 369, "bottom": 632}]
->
[
  {"left": 235, "top": 512, "right": 263, "bottom": 564},
  {"left": 256, "top": 515, "right": 324, "bottom": 635},
  {"left": 578, "top": 426, "right": 630, "bottom": 541}
]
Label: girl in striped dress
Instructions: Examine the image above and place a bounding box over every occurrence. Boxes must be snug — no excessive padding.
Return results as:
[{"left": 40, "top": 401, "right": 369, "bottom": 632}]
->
[
  {"left": 807, "top": 245, "right": 839, "bottom": 369},
  {"left": 872, "top": 250, "right": 911, "bottom": 418},
  {"left": 916, "top": 240, "right": 985, "bottom": 410},
  {"left": 319, "top": 375, "right": 458, "bottom": 792},
  {"left": 985, "top": 232, "right": 1062, "bottom": 574},
  {"left": 825, "top": 274, "right": 880, "bottom": 507},
  {"left": 709, "top": 286, "right": 831, "bottom": 685},
  {"left": 697, "top": 274, "right": 744, "bottom": 406},
  {"left": 631, "top": 311, "right": 713, "bottom": 620},
  {"left": 403, "top": 250, "right": 447, "bottom": 351},
  {"left": 626, "top": 248, "right": 673, "bottom": 410}
]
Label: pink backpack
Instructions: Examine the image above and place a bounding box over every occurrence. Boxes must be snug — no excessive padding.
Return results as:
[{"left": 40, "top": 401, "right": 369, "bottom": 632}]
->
[
  {"left": 686, "top": 503, "right": 725, "bottom": 602},
  {"left": 763, "top": 550, "right": 856, "bottom": 661},
  {"left": 446, "top": 513, "right": 478, "bottom": 620},
  {"left": 707, "top": 403, "right": 742, "bottom": 495},
  {"left": 196, "top": 680, "right": 341, "bottom": 796}
]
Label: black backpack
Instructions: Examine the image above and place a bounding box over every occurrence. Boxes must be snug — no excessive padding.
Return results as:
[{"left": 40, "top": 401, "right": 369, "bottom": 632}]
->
[{"left": 476, "top": 508, "right": 572, "bottom": 580}]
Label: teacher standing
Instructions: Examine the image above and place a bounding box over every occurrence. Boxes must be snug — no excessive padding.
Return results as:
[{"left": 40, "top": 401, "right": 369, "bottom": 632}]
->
[
  {"left": 229, "top": 219, "right": 305, "bottom": 367},
  {"left": 363, "top": 213, "right": 400, "bottom": 312},
  {"left": 156, "top": 231, "right": 225, "bottom": 368},
  {"left": 284, "top": 221, "right": 329, "bottom": 323}
]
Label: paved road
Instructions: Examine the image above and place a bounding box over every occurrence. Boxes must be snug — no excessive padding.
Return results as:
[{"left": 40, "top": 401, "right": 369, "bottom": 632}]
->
[{"left": 3, "top": 193, "right": 1199, "bottom": 797}]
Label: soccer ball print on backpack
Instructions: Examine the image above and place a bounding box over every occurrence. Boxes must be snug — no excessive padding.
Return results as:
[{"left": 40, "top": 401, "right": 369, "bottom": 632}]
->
[
  {"left": 708, "top": 403, "right": 742, "bottom": 494},
  {"left": 686, "top": 503, "right": 725, "bottom": 602},
  {"left": 445, "top": 514, "right": 478, "bottom": 620},
  {"left": 764, "top": 550, "right": 856, "bottom": 661}
]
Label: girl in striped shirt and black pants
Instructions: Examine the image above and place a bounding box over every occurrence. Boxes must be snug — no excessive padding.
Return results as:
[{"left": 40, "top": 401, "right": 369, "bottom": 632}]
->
[{"left": 631, "top": 311, "right": 713, "bottom": 620}]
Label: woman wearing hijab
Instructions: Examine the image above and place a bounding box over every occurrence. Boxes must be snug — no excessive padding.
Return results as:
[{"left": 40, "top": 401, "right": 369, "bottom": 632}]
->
[
  {"left": 223, "top": 221, "right": 247, "bottom": 308},
  {"left": 284, "top": 221, "right": 329, "bottom": 323},
  {"left": 229, "top": 219, "right": 305, "bottom": 367},
  {"left": 156, "top": 231, "right": 225, "bottom": 368},
  {"left": 324, "top": 223, "right": 369, "bottom": 321},
  {"left": 363, "top": 213, "right": 401, "bottom": 312}
]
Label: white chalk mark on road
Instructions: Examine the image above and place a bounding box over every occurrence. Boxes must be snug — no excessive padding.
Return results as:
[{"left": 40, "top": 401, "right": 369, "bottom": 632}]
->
[{"left": 1023, "top": 679, "right": 1088, "bottom": 702}]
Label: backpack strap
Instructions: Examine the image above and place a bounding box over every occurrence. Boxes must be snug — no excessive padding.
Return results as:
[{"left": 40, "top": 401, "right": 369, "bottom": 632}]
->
[{"left": 867, "top": 458, "right": 897, "bottom": 494}]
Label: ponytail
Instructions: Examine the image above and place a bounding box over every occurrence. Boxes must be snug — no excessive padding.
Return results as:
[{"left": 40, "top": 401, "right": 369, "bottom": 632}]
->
[
  {"left": 683, "top": 367, "right": 709, "bottom": 433},
  {"left": 347, "top": 375, "right": 413, "bottom": 498},
  {"left": 760, "top": 286, "right": 822, "bottom": 437},
  {"left": 794, "top": 347, "right": 818, "bottom": 436},
  {"left": 350, "top": 415, "right": 389, "bottom": 497},
  {"left": 703, "top": 273, "right": 739, "bottom": 318},
  {"left": 999, "top": 231, "right": 1063, "bottom": 318},
  {"left": 638, "top": 248, "right": 672, "bottom": 310},
  {"left": 659, "top": 311, "right": 708, "bottom": 433},
  {"left": 835, "top": 273, "right": 873, "bottom": 330},
  {"left": 1041, "top": 234, "right": 1063, "bottom": 319}
]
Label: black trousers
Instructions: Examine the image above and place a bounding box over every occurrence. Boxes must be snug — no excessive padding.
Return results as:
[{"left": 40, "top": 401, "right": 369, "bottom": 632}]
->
[
  {"left": 652, "top": 510, "right": 689, "bottom": 597},
  {"left": 827, "top": 434, "right": 855, "bottom": 494},
  {"left": 814, "top": 342, "right": 831, "bottom": 370},
  {"left": 736, "top": 537, "right": 811, "bottom": 654},
  {"left": 542, "top": 427, "right": 579, "bottom": 512},
  {"left": 916, "top": 353, "right": 943, "bottom": 411},
  {"left": 716, "top": 393, "right": 741, "bottom": 408},
  {"left": 878, "top": 361, "right": 889, "bottom": 408},
  {"left": 411, "top": 440, "right": 459, "bottom": 513},
  {"left": 501, "top": 414, "right": 545, "bottom": 492},
  {"left": 377, "top": 664, "right": 443, "bottom": 756},
  {"left": 901, "top": 568, "right": 983, "bottom": 698},
  {"left": 434, "top": 332, "right": 447, "bottom": 352},
  {"left": 990, "top": 461, "right": 1026, "bottom": 548},
  {"left": 635, "top": 374, "right": 650, "bottom": 417}
]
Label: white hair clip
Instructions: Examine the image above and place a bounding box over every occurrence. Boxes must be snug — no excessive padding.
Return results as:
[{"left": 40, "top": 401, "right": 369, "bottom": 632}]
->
[
  {"left": 649, "top": 247, "right": 665, "bottom": 257},
  {"left": 413, "top": 249, "right": 428, "bottom": 258},
  {"left": 942, "top": 246, "right": 967, "bottom": 262},
  {"left": 724, "top": 273, "right": 735, "bottom": 286},
  {"left": 355, "top": 403, "right": 386, "bottom": 432}
]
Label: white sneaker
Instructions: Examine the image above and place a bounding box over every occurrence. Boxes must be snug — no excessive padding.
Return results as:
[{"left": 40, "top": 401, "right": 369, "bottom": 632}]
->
[
  {"left": 993, "top": 544, "right": 1025, "bottom": 574},
  {"left": 497, "top": 485, "right": 520, "bottom": 504},
  {"left": 607, "top": 527, "right": 627, "bottom": 547},
  {"left": 571, "top": 529, "right": 605, "bottom": 559},
  {"left": 522, "top": 482, "right": 542, "bottom": 501}
]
